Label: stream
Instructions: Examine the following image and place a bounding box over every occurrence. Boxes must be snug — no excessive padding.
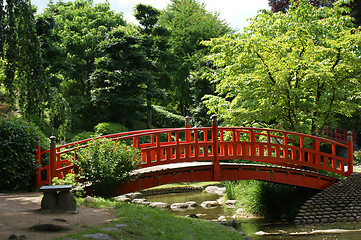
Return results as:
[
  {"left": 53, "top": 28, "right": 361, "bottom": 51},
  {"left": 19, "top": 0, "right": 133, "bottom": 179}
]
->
[{"left": 146, "top": 191, "right": 361, "bottom": 239}]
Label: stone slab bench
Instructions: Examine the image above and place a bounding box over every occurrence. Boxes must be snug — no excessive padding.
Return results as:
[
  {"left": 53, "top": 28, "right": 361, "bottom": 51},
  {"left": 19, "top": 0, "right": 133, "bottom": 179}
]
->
[{"left": 39, "top": 185, "right": 77, "bottom": 213}]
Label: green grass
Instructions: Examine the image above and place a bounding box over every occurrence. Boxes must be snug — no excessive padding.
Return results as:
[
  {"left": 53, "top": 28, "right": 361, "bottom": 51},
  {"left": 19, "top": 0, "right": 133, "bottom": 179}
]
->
[
  {"left": 224, "top": 180, "right": 319, "bottom": 221},
  {"left": 56, "top": 198, "right": 243, "bottom": 240}
]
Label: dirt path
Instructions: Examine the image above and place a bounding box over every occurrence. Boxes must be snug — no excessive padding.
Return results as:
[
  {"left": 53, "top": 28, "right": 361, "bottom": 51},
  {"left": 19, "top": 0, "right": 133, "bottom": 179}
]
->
[{"left": 0, "top": 192, "right": 118, "bottom": 240}]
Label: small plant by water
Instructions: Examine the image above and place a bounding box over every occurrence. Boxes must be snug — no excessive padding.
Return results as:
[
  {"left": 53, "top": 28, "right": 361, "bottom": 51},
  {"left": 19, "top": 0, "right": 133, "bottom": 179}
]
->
[{"left": 225, "top": 180, "right": 319, "bottom": 220}]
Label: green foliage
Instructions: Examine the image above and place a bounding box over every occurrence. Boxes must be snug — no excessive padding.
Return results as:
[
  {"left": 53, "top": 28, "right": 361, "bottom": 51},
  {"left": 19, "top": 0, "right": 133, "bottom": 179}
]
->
[
  {"left": 224, "top": 181, "right": 237, "bottom": 200},
  {"left": 152, "top": 105, "right": 185, "bottom": 128},
  {"left": 90, "top": 26, "right": 147, "bottom": 125},
  {"left": 41, "top": 0, "right": 127, "bottom": 130},
  {"left": 1, "top": 0, "right": 49, "bottom": 118},
  {"left": 203, "top": 0, "right": 361, "bottom": 135},
  {"left": 52, "top": 173, "right": 85, "bottom": 198},
  {"left": 0, "top": 117, "right": 46, "bottom": 191},
  {"left": 354, "top": 150, "right": 361, "bottom": 165},
  {"left": 94, "top": 122, "right": 128, "bottom": 136},
  {"left": 226, "top": 180, "right": 319, "bottom": 220},
  {"left": 159, "top": 0, "right": 233, "bottom": 115},
  {"left": 75, "top": 139, "right": 141, "bottom": 197},
  {"left": 71, "top": 131, "right": 98, "bottom": 142}
]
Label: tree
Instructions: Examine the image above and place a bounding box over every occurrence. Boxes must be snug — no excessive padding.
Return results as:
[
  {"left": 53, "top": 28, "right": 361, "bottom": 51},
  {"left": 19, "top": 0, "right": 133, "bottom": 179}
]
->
[
  {"left": 134, "top": 4, "right": 172, "bottom": 128},
  {"left": 269, "top": 0, "right": 361, "bottom": 26},
  {"left": 41, "top": 0, "right": 126, "bottom": 129},
  {"left": 159, "top": 0, "right": 233, "bottom": 115},
  {"left": 268, "top": 0, "right": 333, "bottom": 13},
  {"left": 1, "top": 0, "right": 48, "bottom": 118},
  {"left": 203, "top": 0, "right": 361, "bottom": 135},
  {"left": 90, "top": 26, "right": 147, "bottom": 126}
]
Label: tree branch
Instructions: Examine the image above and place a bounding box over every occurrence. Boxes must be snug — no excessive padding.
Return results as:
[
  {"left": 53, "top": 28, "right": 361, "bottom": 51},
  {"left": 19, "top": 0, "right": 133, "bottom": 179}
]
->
[{"left": 255, "top": 51, "right": 276, "bottom": 84}]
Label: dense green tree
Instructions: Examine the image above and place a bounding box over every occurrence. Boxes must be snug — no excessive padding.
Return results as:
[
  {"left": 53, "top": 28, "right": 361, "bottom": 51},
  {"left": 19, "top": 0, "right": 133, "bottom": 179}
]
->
[
  {"left": 203, "top": 0, "right": 361, "bottom": 135},
  {"left": 41, "top": 0, "right": 126, "bottom": 129},
  {"left": 134, "top": 4, "right": 173, "bottom": 128},
  {"left": 1, "top": 0, "right": 48, "bottom": 118},
  {"left": 90, "top": 26, "right": 147, "bottom": 126},
  {"left": 159, "top": 0, "right": 233, "bottom": 115},
  {"left": 269, "top": 0, "right": 361, "bottom": 26}
]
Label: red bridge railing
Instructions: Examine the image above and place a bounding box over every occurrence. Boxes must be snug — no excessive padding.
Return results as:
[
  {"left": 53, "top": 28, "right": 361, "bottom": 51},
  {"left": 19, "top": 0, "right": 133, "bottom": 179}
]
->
[
  {"left": 35, "top": 116, "right": 354, "bottom": 187},
  {"left": 323, "top": 126, "right": 355, "bottom": 143}
]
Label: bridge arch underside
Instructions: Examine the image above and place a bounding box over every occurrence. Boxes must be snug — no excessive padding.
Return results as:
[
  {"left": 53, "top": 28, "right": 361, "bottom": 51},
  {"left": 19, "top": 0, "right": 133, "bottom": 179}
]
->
[{"left": 117, "top": 162, "right": 338, "bottom": 194}]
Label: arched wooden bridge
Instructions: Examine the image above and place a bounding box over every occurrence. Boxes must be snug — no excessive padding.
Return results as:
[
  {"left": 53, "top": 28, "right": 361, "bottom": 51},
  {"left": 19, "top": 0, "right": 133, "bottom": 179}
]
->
[{"left": 36, "top": 116, "right": 354, "bottom": 194}]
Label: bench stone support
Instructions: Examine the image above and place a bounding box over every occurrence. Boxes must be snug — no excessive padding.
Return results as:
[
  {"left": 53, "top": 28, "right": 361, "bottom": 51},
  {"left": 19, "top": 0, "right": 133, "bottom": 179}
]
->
[{"left": 40, "top": 185, "right": 77, "bottom": 213}]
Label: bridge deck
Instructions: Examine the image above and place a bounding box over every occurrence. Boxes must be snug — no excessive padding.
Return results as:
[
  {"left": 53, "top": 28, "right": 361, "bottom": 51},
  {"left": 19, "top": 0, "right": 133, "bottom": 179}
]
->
[{"left": 117, "top": 162, "right": 339, "bottom": 194}]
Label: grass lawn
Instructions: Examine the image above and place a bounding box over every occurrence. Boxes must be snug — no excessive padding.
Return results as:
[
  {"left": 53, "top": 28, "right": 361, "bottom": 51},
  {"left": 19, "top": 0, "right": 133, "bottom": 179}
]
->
[{"left": 56, "top": 197, "right": 243, "bottom": 240}]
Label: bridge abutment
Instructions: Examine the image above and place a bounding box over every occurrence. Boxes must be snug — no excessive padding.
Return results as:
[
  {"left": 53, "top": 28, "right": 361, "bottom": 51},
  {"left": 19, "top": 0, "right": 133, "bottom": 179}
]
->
[{"left": 295, "top": 173, "right": 361, "bottom": 224}]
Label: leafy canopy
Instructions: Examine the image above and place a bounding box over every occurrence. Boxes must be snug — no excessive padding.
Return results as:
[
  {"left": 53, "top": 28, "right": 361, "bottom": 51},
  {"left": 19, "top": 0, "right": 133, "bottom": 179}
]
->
[{"left": 203, "top": 0, "right": 361, "bottom": 135}]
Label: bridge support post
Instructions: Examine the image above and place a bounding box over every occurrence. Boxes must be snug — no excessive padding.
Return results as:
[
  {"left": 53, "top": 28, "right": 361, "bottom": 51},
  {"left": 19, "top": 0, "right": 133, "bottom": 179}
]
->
[
  {"left": 347, "top": 131, "right": 353, "bottom": 175},
  {"left": 49, "top": 136, "right": 57, "bottom": 185},
  {"left": 212, "top": 115, "right": 221, "bottom": 181},
  {"left": 185, "top": 116, "right": 191, "bottom": 142}
]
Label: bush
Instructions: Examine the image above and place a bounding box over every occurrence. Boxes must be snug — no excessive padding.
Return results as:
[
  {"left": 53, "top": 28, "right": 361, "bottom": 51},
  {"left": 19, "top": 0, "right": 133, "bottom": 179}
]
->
[
  {"left": 52, "top": 173, "right": 85, "bottom": 198},
  {"left": 94, "top": 122, "right": 128, "bottom": 135},
  {"left": 225, "top": 180, "right": 319, "bottom": 220},
  {"left": 71, "top": 131, "right": 98, "bottom": 142},
  {"left": 75, "top": 139, "right": 141, "bottom": 197},
  {"left": 152, "top": 105, "right": 185, "bottom": 128},
  {"left": 354, "top": 150, "right": 361, "bottom": 165},
  {"left": 0, "top": 117, "right": 46, "bottom": 191}
]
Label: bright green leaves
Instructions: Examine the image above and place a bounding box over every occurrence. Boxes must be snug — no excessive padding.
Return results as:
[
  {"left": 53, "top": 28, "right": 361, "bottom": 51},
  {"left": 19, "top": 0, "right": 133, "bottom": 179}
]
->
[{"left": 203, "top": 0, "right": 361, "bottom": 135}]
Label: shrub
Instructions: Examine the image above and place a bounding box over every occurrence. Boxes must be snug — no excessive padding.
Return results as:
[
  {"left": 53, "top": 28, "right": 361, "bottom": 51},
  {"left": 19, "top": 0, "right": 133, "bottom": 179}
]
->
[
  {"left": 152, "top": 105, "right": 185, "bottom": 128},
  {"left": 94, "top": 122, "right": 128, "bottom": 135},
  {"left": 354, "top": 150, "right": 361, "bottom": 165},
  {"left": 52, "top": 173, "right": 85, "bottom": 198},
  {"left": 71, "top": 131, "right": 98, "bottom": 142},
  {"left": 75, "top": 139, "right": 141, "bottom": 197},
  {"left": 226, "top": 180, "right": 319, "bottom": 220},
  {"left": 0, "top": 117, "right": 46, "bottom": 191}
]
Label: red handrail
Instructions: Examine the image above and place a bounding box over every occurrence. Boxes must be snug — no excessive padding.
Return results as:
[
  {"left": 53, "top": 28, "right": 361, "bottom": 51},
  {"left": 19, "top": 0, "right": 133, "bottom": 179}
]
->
[
  {"left": 35, "top": 117, "right": 353, "bottom": 187},
  {"left": 323, "top": 126, "right": 355, "bottom": 143}
]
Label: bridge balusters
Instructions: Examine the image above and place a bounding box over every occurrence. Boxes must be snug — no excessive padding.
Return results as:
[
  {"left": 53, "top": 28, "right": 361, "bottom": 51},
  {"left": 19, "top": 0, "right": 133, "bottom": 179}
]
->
[
  {"left": 314, "top": 139, "right": 321, "bottom": 166},
  {"left": 282, "top": 133, "right": 288, "bottom": 160},
  {"left": 299, "top": 136, "right": 305, "bottom": 162},
  {"left": 220, "top": 130, "right": 224, "bottom": 156},
  {"left": 194, "top": 130, "right": 199, "bottom": 159},
  {"left": 266, "top": 131, "right": 271, "bottom": 157},
  {"left": 232, "top": 130, "right": 236, "bottom": 157},
  {"left": 203, "top": 130, "right": 209, "bottom": 158},
  {"left": 175, "top": 132, "right": 180, "bottom": 161}
]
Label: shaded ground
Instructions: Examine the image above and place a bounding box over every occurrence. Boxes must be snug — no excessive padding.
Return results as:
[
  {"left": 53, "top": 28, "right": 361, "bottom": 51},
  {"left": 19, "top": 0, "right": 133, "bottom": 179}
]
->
[{"left": 0, "top": 192, "right": 117, "bottom": 240}]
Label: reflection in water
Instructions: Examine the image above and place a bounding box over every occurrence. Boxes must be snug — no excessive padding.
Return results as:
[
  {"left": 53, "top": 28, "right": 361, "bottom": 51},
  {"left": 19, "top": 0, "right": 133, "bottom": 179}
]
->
[{"left": 145, "top": 191, "right": 361, "bottom": 240}]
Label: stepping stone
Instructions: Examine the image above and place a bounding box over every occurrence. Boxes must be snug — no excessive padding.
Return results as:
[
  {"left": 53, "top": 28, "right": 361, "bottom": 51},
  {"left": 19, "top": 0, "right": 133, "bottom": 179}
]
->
[
  {"left": 82, "top": 233, "right": 115, "bottom": 240},
  {"left": 115, "top": 224, "right": 128, "bottom": 228}
]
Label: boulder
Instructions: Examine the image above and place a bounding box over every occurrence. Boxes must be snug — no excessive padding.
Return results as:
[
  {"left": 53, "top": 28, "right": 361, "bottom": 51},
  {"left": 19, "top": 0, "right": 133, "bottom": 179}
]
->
[
  {"left": 204, "top": 186, "right": 226, "bottom": 196},
  {"left": 114, "top": 195, "right": 131, "bottom": 202},
  {"left": 201, "top": 201, "right": 219, "bottom": 209},
  {"left": 185, "top": 201, "right": 197, "bottom": 208},
  {"left": 149, "top": 202, "right": 170, "bottom": 209},
  {"left": 170, "top": 202, "right": 189, "bottom": 211}
]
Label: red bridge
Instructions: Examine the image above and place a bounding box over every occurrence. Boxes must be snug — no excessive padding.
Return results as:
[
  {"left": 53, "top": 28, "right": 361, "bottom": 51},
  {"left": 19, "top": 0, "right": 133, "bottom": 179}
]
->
[{"left": 36, "top": 116, "right": 354, "bottom": 194}]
